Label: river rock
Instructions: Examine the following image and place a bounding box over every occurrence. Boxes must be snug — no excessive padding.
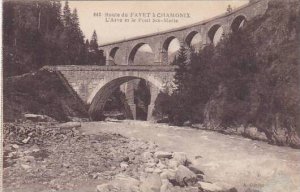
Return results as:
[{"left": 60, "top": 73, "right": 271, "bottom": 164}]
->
[
  {"left": 157, "top": 161, "right": 167, "bottom": 169},
  {"left": 196, "top": 174, "right": 204, "bottom": 180},
  {"left": 160, "top": 179, "right": 172, "bottom": 192},
  {"left": 167, "top": 159, "right": 179, "bottom": 169},
  {"left": 28, "top": 144, "right": 40, "bottom": 152},
  {"left": 183, "top": 121, "right": 192, "bottom": 126},
  {"left": 198, "top": 181, "right": 222, "bottom": 192},
  {"left": 142, "top": 151, "right": 153, "bottom": 162},
  {"left": 21, "top": 155, "right": 35, "bottom": 163},
  {"left": 22, "top": 136, "right": 31, "bottom": 144},
  {"left": 21, "top": 164, "right": 31, "bottom": 170},
  {"left": 59, "top": 122, "right": 81, "bottom": 129},
  {"left": 154, "top": 151, "right": 173, "bottom": 159},
  {"left": 122, "top": 156, "right": 130, "bottom": 162},
  {"left": 120, "top": 162, "right": 129, "bottom": 169},
  {"left": 244, "top": 127, "right": 267, "bottom": 141},
  {"left": 12, "top": 144, "right": 19, "bottom": 149},
  {"left": 236, "top": 126, "right": 245, "bottom": 134},
  {"left": 96, "top": 174, "right": 140, "bottom": 192},
  {"left": 153, "top": 168, "right": 162, "bottom": 174},
  {"left": 24, "top": 114, "right": 49, "bottom": 122},
  {"left": 245, "top": 126, "right": 258, "bottom": 137},
  {"left": 160, "top": 169, "right": 176, "bottom": 180},
  {"left": 140, "top": 174, "right": 162, "bottom": 192},
  {"left": 96, "top": 183, "right": 115, "bottom": 192},
  {"left": 145, "top": 167, "right": 154, "bottom": 173},
  {"left": 188, "top": 164, "right": 204, "bottom": 175},
  {"left": 145, "top": 162, "right": 156, "bottom": 167},
  {"left": 175, "top": 165, "right": 197, "bottom": 186},
  {"left": 172, "top": 152, "right": 189, "bottom": 166},
  {"left": 256, "top": 131, "right": 268, "bottom": 141},
  {"left": 185, "top": 187, "right": 200, "bottom": 192}
]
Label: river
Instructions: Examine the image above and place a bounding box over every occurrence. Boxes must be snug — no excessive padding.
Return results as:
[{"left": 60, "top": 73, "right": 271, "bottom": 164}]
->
[{"left": 80, "top": 120, "right": 300, "bottom": 192}]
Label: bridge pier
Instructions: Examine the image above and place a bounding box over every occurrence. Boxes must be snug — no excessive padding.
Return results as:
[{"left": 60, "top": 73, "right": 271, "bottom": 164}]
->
[
  {"left": 125, "top": 81, "right": 137, "bottom": 119},
  {"left": 128, "top": 104, "right": 136, "bottom": 120},
  {"left": 147, "top": 85, "right": 160, "bottom": 121}
]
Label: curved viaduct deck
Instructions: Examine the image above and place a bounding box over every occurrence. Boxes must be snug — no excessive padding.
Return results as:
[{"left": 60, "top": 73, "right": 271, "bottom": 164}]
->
[{"left": 99, "top": 0, "right": 269, "bottom": 66}]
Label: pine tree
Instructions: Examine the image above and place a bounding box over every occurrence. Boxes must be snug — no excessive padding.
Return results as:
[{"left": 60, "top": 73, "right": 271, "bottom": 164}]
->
[
  {"left": 173, "top": 45, "right": 189, "bottom": 93},
  {"left": 62, "top": 0, "right": 71, "bottom": 28},
  {"left": 85, "top": 39, "right": 90, "bottom": 51},
  {"left": 90, "top": 30, "right": 99, "bottom": 51},
  {"left": 71, "top": 8, "right": 83, "bottom": 40},
  {"left": 88, "top": 30, "right": 105, "bottom": 65},
  {"left": 167, "top": 45, "right": 191, "bottom": 125}
]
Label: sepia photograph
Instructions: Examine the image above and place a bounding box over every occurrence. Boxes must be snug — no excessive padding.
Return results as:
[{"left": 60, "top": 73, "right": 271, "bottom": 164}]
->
[{"left": 1, "top": 0, "right": 300, "bottom": 192}]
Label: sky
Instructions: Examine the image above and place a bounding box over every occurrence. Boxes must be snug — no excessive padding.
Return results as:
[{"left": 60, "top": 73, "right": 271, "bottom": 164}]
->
[{"left": 68, "top": 1, "right": 249, "bottom": 46}]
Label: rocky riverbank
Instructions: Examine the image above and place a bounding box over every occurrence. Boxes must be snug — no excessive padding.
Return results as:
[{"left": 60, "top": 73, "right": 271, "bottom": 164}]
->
[{"left": 3, "top": 121, "right": 236, "bottom": 192}]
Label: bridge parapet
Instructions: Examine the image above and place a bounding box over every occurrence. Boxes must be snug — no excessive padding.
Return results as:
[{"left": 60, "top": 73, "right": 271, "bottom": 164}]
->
[{"left": 43, "top": 65, "right": 176, "bottom": 72}]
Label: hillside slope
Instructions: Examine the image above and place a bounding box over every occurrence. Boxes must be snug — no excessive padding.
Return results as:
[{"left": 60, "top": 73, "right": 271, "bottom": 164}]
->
[
  {"left": 3, "top": 70, "right": 89, "bottom": 122},
  {"left": 203, "top": 0, "right": 300, "bottom": 147},
  {"left": 247, "top": 0, "right": 300, "bottom": 146}
]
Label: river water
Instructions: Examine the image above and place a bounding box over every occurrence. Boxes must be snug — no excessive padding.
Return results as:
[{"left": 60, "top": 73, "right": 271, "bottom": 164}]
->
[{"left": 80, "top": 120, "right": 300, "bottom": 192}]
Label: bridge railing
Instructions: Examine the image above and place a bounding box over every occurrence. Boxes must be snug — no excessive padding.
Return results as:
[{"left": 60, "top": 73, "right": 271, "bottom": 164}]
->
[{"left": 42, "top": 65, "right": 177, "bottom": 72}]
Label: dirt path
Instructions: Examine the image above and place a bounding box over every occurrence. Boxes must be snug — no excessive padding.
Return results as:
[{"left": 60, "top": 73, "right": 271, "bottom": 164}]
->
[{"left": 81, "top": 120, "right": 300, "bottom": 192}]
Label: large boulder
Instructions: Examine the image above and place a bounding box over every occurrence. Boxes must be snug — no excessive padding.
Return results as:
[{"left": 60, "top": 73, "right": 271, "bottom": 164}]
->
[
  {"left": 198, "top": 181, "right": 223, "bottom": 192},
  {"left": 160, "top": 169, "right": 176, "bottom": 180},
  {"left": 175, "top": 165, "right": 197, "bottom": 186},
  {"left": 244, "top": 127, "right": 268, "bottom": 141},
  {"left": 154, "top": 151, "right": 173, "bottom": 159},
  {"left": 24, "top": 113, "right": 55, "bottom": 122},
  {"left": 187, "top": 164, "right": 204, "bottom": 175},
  {"left": 59, "top": 122, "right": 81, "bottom": 129},
  {"left": 140, "top": 174, "right": 162, "bottom": 192},
  {"left": 160, "top": 179, "right": 172, "bottom": 192},
  {"left": 96, "top": 174, "right": 140, "bottom": 192},
  {"left": 167, "top": 159, "right": 180, "bottom": 169},
  {"left": 172, "top": 152, "right": 189, "bottom": 166}
]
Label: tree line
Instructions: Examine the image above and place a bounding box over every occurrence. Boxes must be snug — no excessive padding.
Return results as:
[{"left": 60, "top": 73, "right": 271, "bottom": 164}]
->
[
  {"left": 3, "top": 0, "right": 105, "bottom": 77},
  {"left": 154, "top": 16, "right": 300, "bottom": 145},
  {"left": 161, "top": 32, "right": 258, "bottom": 126}
]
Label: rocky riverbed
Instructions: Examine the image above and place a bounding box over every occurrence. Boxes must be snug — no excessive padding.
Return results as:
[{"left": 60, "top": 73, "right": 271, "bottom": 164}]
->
[
  {"left": 3, "top": 121, "right": 236, "bottom": 192},
  {"left": 81, "top": 120, "right": 300, "bottom": 192}
]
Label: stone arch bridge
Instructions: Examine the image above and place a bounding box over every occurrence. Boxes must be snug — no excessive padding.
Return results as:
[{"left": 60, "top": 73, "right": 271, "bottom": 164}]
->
[
  {"left": 44, "top": 65, "right": 176, "bottom": 120},
  {"left": 44, "top": 0, "right": 269, "bottom": 121}
]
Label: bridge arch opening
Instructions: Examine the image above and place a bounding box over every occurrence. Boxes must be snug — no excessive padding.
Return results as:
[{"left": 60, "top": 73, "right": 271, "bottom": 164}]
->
[
  {"left": 231, "top": 15, "right": 247, "bottom": 33},
  {"left": 162, "top": 36, "right": 180, "bottom": 64},
  {"left": 208, "top": 24, "right": 224, "bottom": 45},
  {"left": 89, "top": 76, "right": 160, "bottom": 121},
  {"left": 185, "top": 31, "right": 202, "bottom": 52},
  {"left": 128, "top": 43, "right": 154, "bottom": 65},
  {"left": 109, "top": 47, "right": 120, "bottom": 65}
]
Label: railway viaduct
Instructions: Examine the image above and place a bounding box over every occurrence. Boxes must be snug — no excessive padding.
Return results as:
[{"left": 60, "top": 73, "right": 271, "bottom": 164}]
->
[{"left": 45, "top": 0, "right": 269, "bottom": 120}]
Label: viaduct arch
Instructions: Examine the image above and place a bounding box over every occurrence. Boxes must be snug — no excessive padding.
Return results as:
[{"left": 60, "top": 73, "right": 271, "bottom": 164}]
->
[{"left": 100, "top": 0, "right": 269, "bottom": 65}]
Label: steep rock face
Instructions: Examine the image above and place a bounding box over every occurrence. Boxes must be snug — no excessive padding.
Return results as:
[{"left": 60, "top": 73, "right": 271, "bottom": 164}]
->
[
  {"left": 3, "top": 70, "right": 88, "bottom": 122},
  {"left": 250, "top": 0, "right": 300, "bottom": 147},
  {"left": 203, "top": 0, "right": 300, "bottom": 148}
]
